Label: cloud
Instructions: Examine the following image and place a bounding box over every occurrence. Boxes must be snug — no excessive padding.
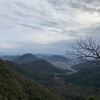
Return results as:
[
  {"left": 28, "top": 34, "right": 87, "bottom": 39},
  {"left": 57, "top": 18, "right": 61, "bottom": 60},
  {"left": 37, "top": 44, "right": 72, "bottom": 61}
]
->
[
  {"left": 0, "top": 0, "right": 100, "bottom": 54},
  {"left": 0, "top": 39, "right": 19, "bottom": 49}
]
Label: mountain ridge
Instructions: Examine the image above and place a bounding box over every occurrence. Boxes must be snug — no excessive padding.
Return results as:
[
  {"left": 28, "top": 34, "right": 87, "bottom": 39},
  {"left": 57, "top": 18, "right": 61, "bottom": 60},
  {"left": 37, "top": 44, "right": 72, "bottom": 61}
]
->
[{"left": 13, "top": 53, "right": 39, "bottom": 64}]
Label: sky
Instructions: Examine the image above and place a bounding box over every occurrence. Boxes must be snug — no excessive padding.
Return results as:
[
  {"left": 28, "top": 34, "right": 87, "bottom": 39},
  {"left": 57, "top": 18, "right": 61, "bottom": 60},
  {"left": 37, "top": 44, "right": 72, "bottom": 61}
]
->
[{"left": 0, "top": 0, "right": 100, "bottom": 55}]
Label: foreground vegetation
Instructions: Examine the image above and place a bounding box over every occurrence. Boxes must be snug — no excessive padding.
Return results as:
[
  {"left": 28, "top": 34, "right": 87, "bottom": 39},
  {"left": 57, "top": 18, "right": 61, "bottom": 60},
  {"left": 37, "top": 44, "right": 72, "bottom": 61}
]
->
[{"left": 0, "top": 59, "right": 59, "bottom": 100}]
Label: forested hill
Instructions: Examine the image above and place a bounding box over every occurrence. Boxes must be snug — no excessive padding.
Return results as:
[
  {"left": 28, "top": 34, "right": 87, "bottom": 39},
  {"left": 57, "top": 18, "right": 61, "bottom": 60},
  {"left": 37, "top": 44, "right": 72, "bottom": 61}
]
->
[
  {"left": 13, "top": 53, "right": 39, "bottom": 64},
  {"left": 65, "top": 66, "right": 100, "bottom": 88},
  {"left": 41, "top": 55, "right": 70, "bottom": 62},
  {"left": 71, "top": 61, "right": 100, "bottom": 71},
  {"left": 6, "top": 59, "right": 66, "bottom": 85},
  {"left": 0, "top": 59, "right": 60, "bottom": 100}
]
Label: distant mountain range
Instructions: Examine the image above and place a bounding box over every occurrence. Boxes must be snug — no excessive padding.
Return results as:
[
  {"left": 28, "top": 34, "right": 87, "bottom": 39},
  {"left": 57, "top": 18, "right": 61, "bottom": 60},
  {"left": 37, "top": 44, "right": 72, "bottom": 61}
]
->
[
  {"left": 0, "top": 55, "right": 20, "bottom": 61},
  {"left": 0, "top": 53, "right": 77, "bottom": 71}
]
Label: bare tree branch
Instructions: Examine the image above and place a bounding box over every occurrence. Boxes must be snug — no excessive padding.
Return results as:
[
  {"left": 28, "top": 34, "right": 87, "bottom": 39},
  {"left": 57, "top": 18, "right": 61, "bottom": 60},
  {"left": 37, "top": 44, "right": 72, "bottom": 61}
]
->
[{"left": 67, "top": 36, "right": 100, "bottom": 64}]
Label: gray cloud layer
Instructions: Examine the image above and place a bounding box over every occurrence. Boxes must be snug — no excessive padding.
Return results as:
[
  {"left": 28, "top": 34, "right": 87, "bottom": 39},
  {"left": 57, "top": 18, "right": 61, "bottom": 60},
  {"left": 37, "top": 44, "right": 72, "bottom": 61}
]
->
[{"left": 0, "top": 0, "right": 100, "bottom": 54}]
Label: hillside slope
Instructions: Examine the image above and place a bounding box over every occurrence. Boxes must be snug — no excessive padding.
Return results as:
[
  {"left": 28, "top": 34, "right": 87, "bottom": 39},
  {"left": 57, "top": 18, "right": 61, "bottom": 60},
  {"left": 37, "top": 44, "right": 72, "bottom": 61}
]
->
[
  {"left": 71, "top": 61, "right": 100, "bottom": 71},
  {"left": 6, "top": 59, "right": 66, "bottom": 85},
  {"left": 0, "top": 59, "right": 60, "bottom": 100},
  {"left": 65, "top": 66, "right": 100, "bottom": 88}
]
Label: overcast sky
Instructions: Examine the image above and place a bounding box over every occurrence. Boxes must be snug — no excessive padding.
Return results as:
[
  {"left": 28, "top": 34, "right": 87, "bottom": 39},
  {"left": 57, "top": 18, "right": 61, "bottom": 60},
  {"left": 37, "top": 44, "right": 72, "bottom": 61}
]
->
[{"left": 0, "top": 0, "right": 100, "bottom": 55}]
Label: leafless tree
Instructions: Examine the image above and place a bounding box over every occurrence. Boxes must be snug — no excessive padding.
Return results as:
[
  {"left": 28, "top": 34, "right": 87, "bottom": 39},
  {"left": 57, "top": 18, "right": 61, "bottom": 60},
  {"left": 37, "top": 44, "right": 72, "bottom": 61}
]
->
[{"left": 67, "top": 36, "right": 100, "bottom": 64}]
